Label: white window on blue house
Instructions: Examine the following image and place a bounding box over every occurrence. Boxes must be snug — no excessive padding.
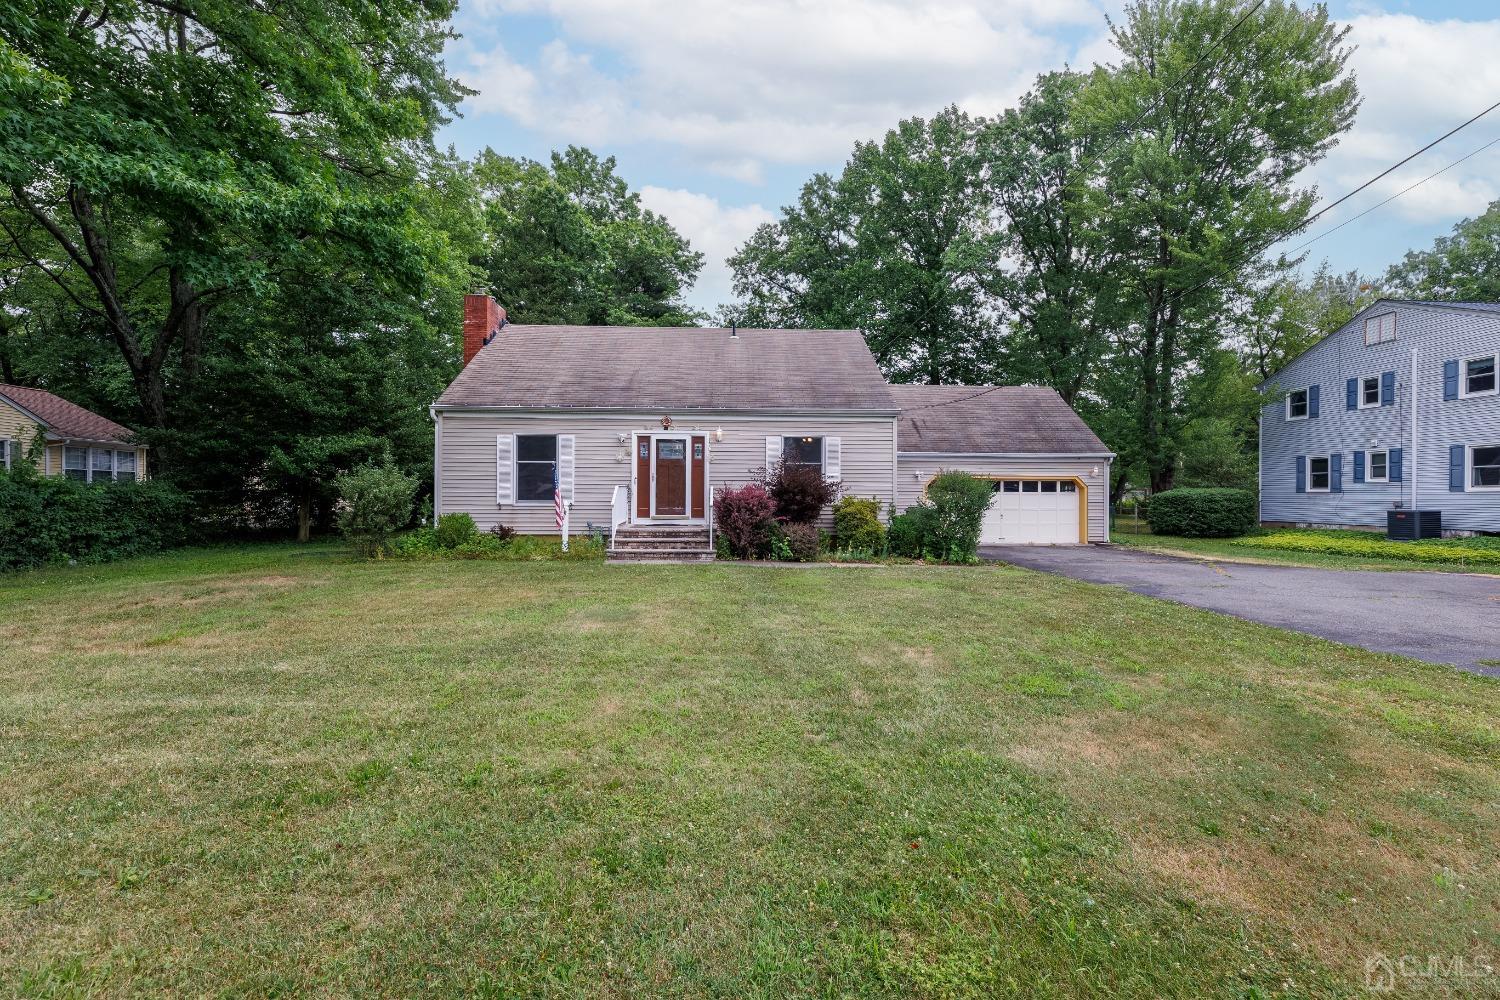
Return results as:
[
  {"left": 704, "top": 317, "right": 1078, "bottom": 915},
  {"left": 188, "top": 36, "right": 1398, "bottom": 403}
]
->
[
  {"left": 1286, "top": 389, "right": 1309, "bottom": 420},
  {"left": 1462, "top": 355, "right": 1498, "bottom": 398},
  {"left": 1470, "top": 445, "right": 1500, "bottom": 490},
  {"left": 1307, "top": 455, "right": 1331, "bottom": 492},
  {"left": 1359, "top": 375, "right": 1381, "bottom": 408},
  {"left": 1367, "top": 450, "right": 1389, "bottom": 483}
]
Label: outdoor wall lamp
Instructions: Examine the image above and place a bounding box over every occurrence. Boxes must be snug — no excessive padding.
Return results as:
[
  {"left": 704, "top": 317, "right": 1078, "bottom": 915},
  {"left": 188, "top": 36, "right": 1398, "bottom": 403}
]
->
[{"left": 713, "top": 427, "right": 724, "bottom": 442}]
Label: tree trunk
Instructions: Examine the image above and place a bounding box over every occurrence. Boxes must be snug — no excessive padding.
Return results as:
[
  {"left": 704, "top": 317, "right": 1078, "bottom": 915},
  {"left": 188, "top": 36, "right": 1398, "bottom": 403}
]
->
[{"left": 297, "top": 495, "right": 312, "bottom": 543}]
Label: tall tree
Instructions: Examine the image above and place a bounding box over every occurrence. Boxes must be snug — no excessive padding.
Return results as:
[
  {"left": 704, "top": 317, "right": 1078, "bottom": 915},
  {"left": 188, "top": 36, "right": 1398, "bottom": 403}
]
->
[
  {"left": 728, "top": 107, "right": 1001, "bottom": 384},
  {"left": 1079, "top": 0, "right": 1358, "bottom": 491},
  {"left": 474, "top": 146, "right": 705, "bottom": 326},
  {"left": 1384, "top": 199, "right": 1500, "bottom": 301},
  {"left": 981, "top": 71, "right": 1122, "bottom": 404},
  {"left": 0, "top": 0, "right": 466, "bottom": 466}
]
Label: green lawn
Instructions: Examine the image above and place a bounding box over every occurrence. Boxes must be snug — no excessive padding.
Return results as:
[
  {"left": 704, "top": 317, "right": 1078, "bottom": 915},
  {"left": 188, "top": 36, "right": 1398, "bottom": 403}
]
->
[
  {"left": 2, "top": 545, "right": 1496, "bottom": 997},
  {"left": 1112, "top": 518, "right": 1500, "bottom": 573}
]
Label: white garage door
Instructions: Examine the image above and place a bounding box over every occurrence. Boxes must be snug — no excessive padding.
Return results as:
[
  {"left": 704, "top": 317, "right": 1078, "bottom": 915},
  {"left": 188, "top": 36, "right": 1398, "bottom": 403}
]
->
[{"left": 979, "top": 480, "right": 1081, "bottom": 545}]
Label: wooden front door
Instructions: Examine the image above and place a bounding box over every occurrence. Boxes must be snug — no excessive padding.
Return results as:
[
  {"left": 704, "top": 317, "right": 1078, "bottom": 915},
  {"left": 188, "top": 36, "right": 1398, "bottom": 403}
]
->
[{"left": 653, "top": 437, "right": 688, "bottom": 516}]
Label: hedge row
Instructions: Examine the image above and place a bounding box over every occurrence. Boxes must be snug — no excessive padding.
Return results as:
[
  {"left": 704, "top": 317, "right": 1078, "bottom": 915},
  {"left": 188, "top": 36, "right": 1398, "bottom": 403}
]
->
[
  {"left": 0, "top": 473, "right": 192, "bottom": 571},
  {"left": 1144, "top": 488, "right": 1256, "bottom": 538}
]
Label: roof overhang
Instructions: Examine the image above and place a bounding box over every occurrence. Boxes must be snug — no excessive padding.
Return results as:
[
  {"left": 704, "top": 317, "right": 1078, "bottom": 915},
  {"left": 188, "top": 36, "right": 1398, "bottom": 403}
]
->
[
  {"left": 898, "top": 450, "right": 1116, "bottom": 460},
  {"left": 431, "top": 404, "right": 902, "bottom": 418}
]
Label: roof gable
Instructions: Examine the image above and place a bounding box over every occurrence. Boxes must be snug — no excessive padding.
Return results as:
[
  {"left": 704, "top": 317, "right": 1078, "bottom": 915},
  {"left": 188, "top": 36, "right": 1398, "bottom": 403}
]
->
[
  {"left": 0, "top": 384, "right": 138, "bottom": 443},
  {"left": 436, "top": 325, "right": 897, "bottom": 412},
  {"left": 892, "top": 385, "right": 1109, "bottom": 455}
]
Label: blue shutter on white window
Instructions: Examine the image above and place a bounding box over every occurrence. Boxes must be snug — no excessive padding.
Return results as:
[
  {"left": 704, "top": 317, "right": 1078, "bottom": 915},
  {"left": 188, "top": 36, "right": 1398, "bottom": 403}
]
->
[
  {"left": 1346, "top": 378, "right": 1358, "bottom": 410},
  {"left": 1450, "top": 445, "right": 1466, "bottom": 492},
  {"left": 1352, "top": 450, "right": 1365, "bottom": 484},
  {"left": 1330, "top": 453, "right": 1342, "bottom": 493},
  {"left": 1308, "top": 383, "right": 1320, "bottom": 417},
  {"left": 1443, "top": 360, "right": 1459, "bottom": 401},
  {"left": 1294, "top": 456, "right": 1306, "bottom": 493},
  {"left": 1390, "top": 448, "right": 1403, "bottom": 483},
  {"left": 1381, "top": 371, "right": 1395, "bottom": 406}
]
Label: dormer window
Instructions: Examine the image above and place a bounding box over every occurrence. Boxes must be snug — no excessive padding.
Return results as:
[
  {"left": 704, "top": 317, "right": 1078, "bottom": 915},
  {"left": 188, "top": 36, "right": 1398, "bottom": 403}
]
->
[{"left": 1363, "top": 312, "right": 1396, "bottom": 345}]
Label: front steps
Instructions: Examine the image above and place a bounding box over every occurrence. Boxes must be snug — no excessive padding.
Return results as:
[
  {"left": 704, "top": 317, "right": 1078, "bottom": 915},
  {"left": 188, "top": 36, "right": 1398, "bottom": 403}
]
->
[{"left": 607, "top": 524, "right": 715, "bottom": 564}]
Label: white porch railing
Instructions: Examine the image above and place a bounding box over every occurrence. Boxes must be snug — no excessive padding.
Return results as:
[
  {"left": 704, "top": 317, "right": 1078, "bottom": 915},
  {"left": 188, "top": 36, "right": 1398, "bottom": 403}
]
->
[
  {"left": 609, "top": 484, "right": 630, "bottom": 549},
  {"left": 707, "top": 484, "right": 715, "bottom": 554}
]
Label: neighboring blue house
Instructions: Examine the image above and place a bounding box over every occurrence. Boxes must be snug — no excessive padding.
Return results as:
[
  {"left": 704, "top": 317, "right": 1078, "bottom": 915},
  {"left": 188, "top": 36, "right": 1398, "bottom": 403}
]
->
[{"left": 1259, "top": 299, "right": 1500, "bottom": 535}]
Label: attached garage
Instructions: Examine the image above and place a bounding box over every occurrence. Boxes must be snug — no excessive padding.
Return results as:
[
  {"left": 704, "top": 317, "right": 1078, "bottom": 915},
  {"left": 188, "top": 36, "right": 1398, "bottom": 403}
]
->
[
  {"left": 890, "top": 386, "right": 1115, "bottom": 545},
  {"left": 979, "top": 479, "right": 1082, "bottom": 545}
]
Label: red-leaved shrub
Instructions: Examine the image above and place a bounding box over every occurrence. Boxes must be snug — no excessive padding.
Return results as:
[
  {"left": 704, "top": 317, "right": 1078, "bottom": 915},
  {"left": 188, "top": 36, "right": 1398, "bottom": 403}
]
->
[
  {"left": 713, "top": 483, "right": 776, "bottom": 558},
  {"left": 763, "top": 460, "right": 841, "bottom": 524}
]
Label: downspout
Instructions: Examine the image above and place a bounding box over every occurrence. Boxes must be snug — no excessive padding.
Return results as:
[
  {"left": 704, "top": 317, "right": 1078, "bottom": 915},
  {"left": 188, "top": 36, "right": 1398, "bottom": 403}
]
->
[
  {"left": 1410, "top": 347, "right": 1419, "bottom": 513},
  {"left": 430, "top": 405, "right": 442, "bottom": 527}
]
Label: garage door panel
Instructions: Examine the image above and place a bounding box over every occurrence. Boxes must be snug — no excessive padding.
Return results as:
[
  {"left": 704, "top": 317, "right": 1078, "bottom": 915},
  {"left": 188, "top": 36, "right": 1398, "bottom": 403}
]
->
[{"left": 978, "top": 480, "right": 1080, "bottom": 545}]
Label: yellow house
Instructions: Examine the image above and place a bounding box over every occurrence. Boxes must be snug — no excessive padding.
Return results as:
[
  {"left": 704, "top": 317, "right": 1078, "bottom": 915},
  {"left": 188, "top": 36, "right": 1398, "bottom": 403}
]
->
[{"left": 0, "top": 384, "right": 148, "bottom": 482}]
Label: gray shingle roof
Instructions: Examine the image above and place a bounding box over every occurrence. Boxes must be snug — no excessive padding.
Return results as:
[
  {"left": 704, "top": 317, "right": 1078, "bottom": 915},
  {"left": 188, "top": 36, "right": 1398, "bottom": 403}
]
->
[
  {"left": 891, "top": 385, "right": 1110, "bottom": 455},
  {"left": 0, "top": 384, "right": 137, "bottom": 443},
  {"left": 436, "top": 325, "right": 897, "bottom": 411}
]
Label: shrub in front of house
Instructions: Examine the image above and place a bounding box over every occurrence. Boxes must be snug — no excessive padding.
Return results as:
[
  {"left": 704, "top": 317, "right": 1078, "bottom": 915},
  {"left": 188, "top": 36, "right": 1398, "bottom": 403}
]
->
[
  {"left": 335, "top": 459, "right": 419, "bottom": 557},
  {"left": 1145, "top": 488, "right": 1256, "bottom": 538},
  {"left": 922, "top": 471, "right": 994, "bottom": 562},
  {"left": 389, "top": 527, "right": 603, "bottom": 561},
  {"left": 783, "top": 521, "right": 821, "bottom": 562},
  {"left": 434, "top": 512, "right": 479, "bottom": 549},
  {"left": 886, "top": 508, "right": 929, "bottom": 559},
  {"left": 713, "top": 483, "right": 777, "bottom": 558},
  {"left": 0, "top": 471, "right": 191, "bottom": 571},
  {"left": 832, "top": 496, "right": 885, "bottom": 554},
  {"left": 763, "top": 460, "right": 841, "bottom": 524},
  {"left": 1231, "top": 530, "right": 1500, "bottom": 566}
]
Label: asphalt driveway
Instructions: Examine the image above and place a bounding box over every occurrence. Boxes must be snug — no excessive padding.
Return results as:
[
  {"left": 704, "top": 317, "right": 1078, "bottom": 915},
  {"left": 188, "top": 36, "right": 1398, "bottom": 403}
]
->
[{"left": 983, "top": 545, "right": 1500, "bottom": 677}]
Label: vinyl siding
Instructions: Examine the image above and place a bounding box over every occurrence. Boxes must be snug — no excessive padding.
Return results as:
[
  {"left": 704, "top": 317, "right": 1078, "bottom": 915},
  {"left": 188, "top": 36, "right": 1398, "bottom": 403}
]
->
[
  {"left": 895, "top": 454, "right": 1112, "bottom": 542},
  {"left": 1260, "top": 302, "right": 1500, "bottom": 532},
  {"left": 0, "top": 400, "right": 38, "bottom": 467},
  {"left": 437, "top": 411, "right": 897, "bottom": 533}
]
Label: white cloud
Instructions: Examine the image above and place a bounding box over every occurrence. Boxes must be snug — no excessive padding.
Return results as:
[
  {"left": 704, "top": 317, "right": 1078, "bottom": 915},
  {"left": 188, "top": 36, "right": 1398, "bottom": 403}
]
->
[
  {"left": 456, "top": 0, "right": 1108, "bottom": 173},
  {"left": 638, "top": 186, "right": 776, "bottom": 311},
  {"left": 1301, "top": 13, "right": 1500, "bottom": 229}
]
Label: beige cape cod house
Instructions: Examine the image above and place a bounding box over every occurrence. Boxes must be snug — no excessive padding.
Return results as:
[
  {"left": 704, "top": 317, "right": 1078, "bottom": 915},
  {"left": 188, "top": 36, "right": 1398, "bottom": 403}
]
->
[
  {"left": 0, "top": 384, "right": 146, "bottom": 482},
  {"left": 432, "top": 295, "right": 1112, "bottom": 560}
]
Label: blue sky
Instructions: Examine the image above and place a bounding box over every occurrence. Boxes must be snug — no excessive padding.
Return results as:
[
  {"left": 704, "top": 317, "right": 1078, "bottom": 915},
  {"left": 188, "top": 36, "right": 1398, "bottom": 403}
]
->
[{"left": 439, "top": 1, "right": 1500, "bottom": 312}]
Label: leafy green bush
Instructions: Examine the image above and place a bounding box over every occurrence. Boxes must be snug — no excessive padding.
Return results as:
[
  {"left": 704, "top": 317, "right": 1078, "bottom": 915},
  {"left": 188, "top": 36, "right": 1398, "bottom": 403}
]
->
[
  {"left": 1145, "top": 488, "right": 1256, "bottom": 538},
  {"left": 1232, "top": 530, "right": 1500, "bottom": 566},
  {"left": 434, "top": 512, "right": 478, "bottom": 549},
  {"left": 832, "top": 496, "right": 885, "bottom": 554},
  {"left": 335, "top": 460, "right": 418, "bottom": 557},
  {"left": 887, "top": 507, "right": 933, "bottom": 559},
  {"left": 923, "top": 472, "right": 994, "bottom": 562},
  {"left": 389, "top": 528, "right": 603, "bottom": 561},
  {"left": 0, "top": 472, "right": 192, "bottom": 571}
]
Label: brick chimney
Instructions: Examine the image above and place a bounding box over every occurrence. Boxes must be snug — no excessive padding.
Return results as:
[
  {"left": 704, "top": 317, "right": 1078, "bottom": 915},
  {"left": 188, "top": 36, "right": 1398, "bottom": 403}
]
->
[{"left": 462, "top": 294, "right": 505, "bottom": 366}]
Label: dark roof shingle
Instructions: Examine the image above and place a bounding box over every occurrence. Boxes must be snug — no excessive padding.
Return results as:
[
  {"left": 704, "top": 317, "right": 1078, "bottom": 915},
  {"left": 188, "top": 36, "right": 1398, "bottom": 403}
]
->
[
  {"left": 436, "top": 325, "right": 897, "bottom": 411},
  {"left": 891, "top": 385, "right": 1109, "bottom": 455},
  {"left": 0, "top": 384, "right": 137, "bottom": 443}
]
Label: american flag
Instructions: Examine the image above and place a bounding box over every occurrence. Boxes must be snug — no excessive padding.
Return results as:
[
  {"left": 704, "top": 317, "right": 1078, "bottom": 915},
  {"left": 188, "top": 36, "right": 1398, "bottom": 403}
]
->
[{"left": 552, "top": 463, "right": 565, "bottom": 529}]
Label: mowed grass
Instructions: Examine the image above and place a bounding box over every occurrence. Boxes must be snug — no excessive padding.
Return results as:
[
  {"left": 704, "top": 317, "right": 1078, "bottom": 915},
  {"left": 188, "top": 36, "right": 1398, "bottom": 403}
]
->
[{"left": 1, "top": 545, "right": 1496, "bottom": 998}]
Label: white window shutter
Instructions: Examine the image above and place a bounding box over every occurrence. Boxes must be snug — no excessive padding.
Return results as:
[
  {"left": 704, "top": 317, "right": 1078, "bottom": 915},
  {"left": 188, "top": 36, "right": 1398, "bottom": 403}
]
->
[
  {"left": 558, "top": 434, "right": 575, "bottom": 503},
  {"left": 823, "top": 437, "right": 841, "bottom": 480},
  {"left": 766, "top": 435, "right": 780, "bottom": 471},
  {"left": 495, "top": 434, "right": 514, "bottom": 505}
]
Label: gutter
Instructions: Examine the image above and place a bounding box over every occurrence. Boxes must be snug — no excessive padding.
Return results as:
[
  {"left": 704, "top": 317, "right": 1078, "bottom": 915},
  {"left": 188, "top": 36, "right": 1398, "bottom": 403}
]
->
[
  {"left": 430, "top": 405, "right": 904, "bottom": 418},
  {"left": 897, "top": 450, "right": 1117, "bottom": 460}
]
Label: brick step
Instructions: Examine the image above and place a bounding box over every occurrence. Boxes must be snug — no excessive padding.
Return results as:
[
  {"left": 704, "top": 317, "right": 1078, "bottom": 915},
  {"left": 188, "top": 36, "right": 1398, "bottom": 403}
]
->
[
  {"left": 613, "top": 527, "right": 709, "bottom": 540},
  {"left": 606, "top": 547, "right": 716, "bottom": 564},
  {"left": 611, "top": 537, "right": 712, "bottom": 552}
]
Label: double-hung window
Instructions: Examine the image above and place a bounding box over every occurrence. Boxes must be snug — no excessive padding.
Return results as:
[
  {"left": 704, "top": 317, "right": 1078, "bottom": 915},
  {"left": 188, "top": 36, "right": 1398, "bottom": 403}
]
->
[
  {"left": 1286, "top": 389, "right": 1309, "bottom": 420},
  {"left": 1307, "top": 455, "right": 1331, "bottom": 492},
  {"left": 1471, "top": 444, "right": 1500, "bottom": 490},
  {"left": 115, "top": 449, "right": 137, "bottom": 481},
  {"left": 0, "top": 439, "right": 9, "bottom": 471},
  {"left": 1367, "top": 450, "right": 1389, "bottom": 483},
  {"left": 515, "top": 434, "right": 558, "bottom": 504},
  {"left": 1359, "top": 375, "right": 1381, "bottom": 408},
  {"left": 91, "top": 447, "right": 113, "bottom": 483},
  {"left": 64, "top": 446, "right": 88, "bottom": 481},
  {"left": 1462, "top": 354, "right": 1498, "bottom": 397},
  {"left": 782, "top": 436, "right": 823, "bottom": 474}
]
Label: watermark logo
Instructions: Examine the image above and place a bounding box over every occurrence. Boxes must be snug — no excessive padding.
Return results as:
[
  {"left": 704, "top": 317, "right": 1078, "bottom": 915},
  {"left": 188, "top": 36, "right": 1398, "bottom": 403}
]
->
[{"left": 1363, "top": 952, "right": 1494, "bottom": 993}]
